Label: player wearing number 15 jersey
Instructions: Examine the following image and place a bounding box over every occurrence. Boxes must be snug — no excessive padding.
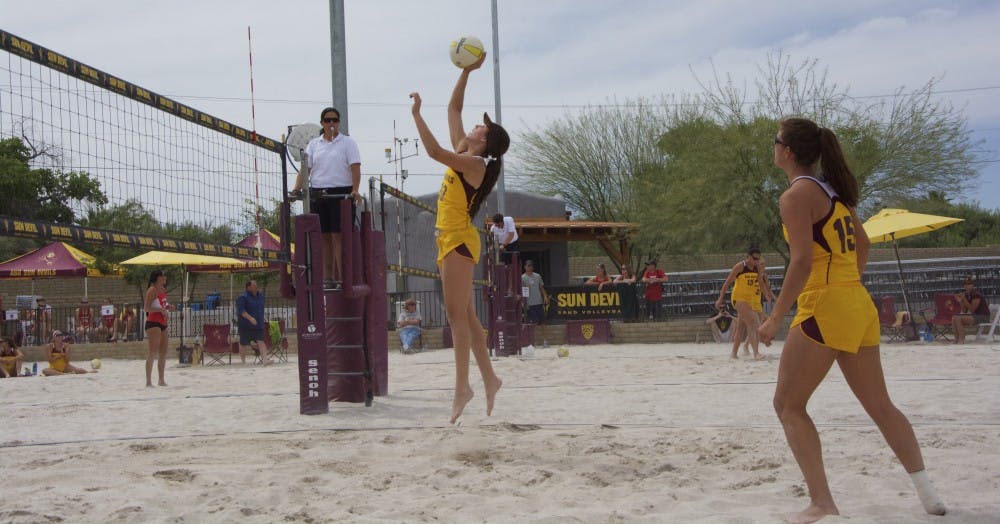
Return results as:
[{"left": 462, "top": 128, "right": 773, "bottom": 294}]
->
[
  {"left": 781, "top": 174, "right": 880, "bottom": 353},
  {"left": 759, "top": 117, "right": 945, "bottom": 523}
]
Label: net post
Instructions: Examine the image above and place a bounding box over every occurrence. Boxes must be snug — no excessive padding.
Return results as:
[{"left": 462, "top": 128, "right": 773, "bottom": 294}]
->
[{"left": 295, "top": 213, "right": 328, "bottom": 415}]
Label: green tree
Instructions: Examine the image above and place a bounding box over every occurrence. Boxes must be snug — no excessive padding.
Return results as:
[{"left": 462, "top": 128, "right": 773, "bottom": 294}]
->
[
  {"left": 511, "top": 97, "right": 677, "bottom": 224},
  {"left": 0, "top": 136, "right": 109, "bottom": 259},
  {"left": 0, "top": 137, "right": 107, "bottom": 223},
  {"left": 890, "top": 192, "right": 1000, "bottom": 248},
  {"left": 511, "top": 52, "right": 985, "bottom": 265},
  {"left": 80, "top": 200, "right": 173, "bottom": 302}
]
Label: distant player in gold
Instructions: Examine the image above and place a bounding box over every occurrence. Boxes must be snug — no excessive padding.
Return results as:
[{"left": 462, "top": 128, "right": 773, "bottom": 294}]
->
[
  {"left": 716, "top": 246, "right": 774, "bottom": 360},
  {"left": 759, "top": 117, "right": 945, "bottom": 522},
  {"left": 410, "top": 53, "right": 509, "bottom": 424}
]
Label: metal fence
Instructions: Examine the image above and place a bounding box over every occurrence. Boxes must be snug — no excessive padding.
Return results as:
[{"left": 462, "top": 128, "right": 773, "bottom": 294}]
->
[
  {"left": 386, "top": 257, "right": 1000, "bottom": 330},
  {"left": 9, "top": 258, "right": 993, "bottom": 342},
  {"left": 1, "top": 301, "right": 296, "bottom": 347}
]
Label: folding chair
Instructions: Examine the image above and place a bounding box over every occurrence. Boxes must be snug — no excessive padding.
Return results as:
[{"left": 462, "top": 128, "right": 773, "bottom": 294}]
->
[
  {"left": 974, "top": 304, "right": 1000, "bottom": 342},
  {"left": 875, "top": 295, "right": 906, "bottom": 343},
  {"left": 201, "top": 323, "right": 232, "bottom": 366},
  {"left": 256, "top": 319, "right": 289, "bottom": 363},
  {"left": 919, "top": 293, "right": 960, "bottom": 342}
]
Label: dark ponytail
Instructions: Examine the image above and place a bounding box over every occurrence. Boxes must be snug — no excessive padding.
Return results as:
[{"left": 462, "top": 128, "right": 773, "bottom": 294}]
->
[
  {"left": 817, "top": 127, "right": 858, "bottom": 207},
  {"left": 468, "top": 157, "right": 502, "bottom": 218},
  {"left": 468, "top": 114, "right": 510, "bottom": 219},
  {"left": 779, "top": 117, "right": 859, "bottom": 207}
]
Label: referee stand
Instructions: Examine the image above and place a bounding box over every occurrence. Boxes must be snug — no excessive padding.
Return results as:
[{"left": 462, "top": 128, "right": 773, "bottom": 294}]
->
[
  {"left": 293, "top": 194, "right": 387, "bottom": 414},
  {"left": 484, "top": 236, "right": 524, "bottom": 357}
]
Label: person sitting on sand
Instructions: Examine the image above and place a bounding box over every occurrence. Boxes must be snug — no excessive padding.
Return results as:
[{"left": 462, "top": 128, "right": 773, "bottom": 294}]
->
[
  {"left": 1, "top": 336, "right": 24, "bottom": 378},
  {"left": 705, "top": 306, "right": 736, "bottom": 343},
  {"left": 42, "top": 332, "right": 89, "bottom": 376}
]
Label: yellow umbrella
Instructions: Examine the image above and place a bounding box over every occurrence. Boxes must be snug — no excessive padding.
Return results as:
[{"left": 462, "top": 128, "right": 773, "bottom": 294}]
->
[
  {"left": 120, "top": 251, "right": 252, "bottom": 354},
  {"left": 862, "top": 208, "right": 963, "bottom": 322},
  {"left": 863, "top": 208, "right": 964, "bottom": 244}
]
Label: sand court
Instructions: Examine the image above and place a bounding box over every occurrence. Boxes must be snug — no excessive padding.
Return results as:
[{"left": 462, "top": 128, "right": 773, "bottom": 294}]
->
[{"left": 1, "top": 342, "right": 998, "bottom": 523}]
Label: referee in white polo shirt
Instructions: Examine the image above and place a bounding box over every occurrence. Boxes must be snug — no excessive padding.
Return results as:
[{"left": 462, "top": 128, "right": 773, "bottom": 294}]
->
[{"left": 293, "top": 107, "right": 362, "bottom": 289}]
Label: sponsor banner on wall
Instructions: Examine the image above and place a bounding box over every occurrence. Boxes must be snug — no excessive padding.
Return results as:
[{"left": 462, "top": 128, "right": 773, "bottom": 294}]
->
[{"left": 547, "top": 286, "right": 623, "bottom": 321}]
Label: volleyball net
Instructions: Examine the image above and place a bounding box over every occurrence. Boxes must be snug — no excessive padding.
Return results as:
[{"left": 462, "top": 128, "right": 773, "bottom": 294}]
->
[{"left": 0, "top": 29, "right": 288, "bottom": 261}]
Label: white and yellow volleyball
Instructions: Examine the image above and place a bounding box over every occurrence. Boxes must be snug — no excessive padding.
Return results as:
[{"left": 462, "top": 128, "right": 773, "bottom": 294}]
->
[
  {"left": 90, "top": 358, "right": 102, "bottom": 370},
  {"left": 449, "top": 35, "right": 485, "bottom": 69},
  {"left": 557, "top": 347, "right": 570, "bottom": 358}
]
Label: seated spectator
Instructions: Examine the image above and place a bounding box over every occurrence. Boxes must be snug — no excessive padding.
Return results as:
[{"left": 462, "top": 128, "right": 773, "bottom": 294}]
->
[
  {"left": 585, "top": 263, "right": 613, "bottom": 290},
  {"left": 75, "top": 298, "right": 94, "bottom": 343},
  {"left": 614, "top": 266, "right": 636, "bottom": 284},
  {"left": 117, "top": 306, "right": 137, "bottom": 341},
  {"left": 952, "top": 276, "right": 991, "bottom": 344},
  {"left": 397, "top": 298, "right": 422, "bottom": 354},
  {"left": 95, "top": 298, "right": 117, "bottom": 342},
  {"left": 1, "top": 336, "right": 24, "bottom": 378},
  {"left": 42, "top": 331, "right": 89, "bottom": 376},
  {"left": 706, "top": 307, "right": 736, "bottom": 343}
]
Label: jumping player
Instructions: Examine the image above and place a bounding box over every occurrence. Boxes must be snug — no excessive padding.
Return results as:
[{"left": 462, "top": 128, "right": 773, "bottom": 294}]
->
[
  {"left": 410, "top": 53, "right": 509, "bottom": 423},
  {"left": 759, "top": 117, "right": 945, "bottom": 522}
]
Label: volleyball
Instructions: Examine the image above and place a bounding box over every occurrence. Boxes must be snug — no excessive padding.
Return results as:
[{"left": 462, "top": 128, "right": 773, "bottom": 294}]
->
[
  {"left": 91, "top": 358, "right": 102, "bottom": 370},
  {"left": 557, "top": 347, "right": 570, "bottom": 358},
  {"left": 449, "top": 35, "right": 485, "bottom": 69}
]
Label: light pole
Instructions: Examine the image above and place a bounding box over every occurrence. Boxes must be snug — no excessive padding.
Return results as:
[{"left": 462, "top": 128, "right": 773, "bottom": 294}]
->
[{"left": 387, "top": 120, "right": 419, "bottom": 291}]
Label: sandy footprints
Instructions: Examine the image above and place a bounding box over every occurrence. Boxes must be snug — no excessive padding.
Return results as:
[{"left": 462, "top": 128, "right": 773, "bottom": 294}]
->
[
  {"left": 152, "top": 468, "right": 197, "bottom": 483},
  {"left": 128, "top": 442, "right": 160, "bottom": 453}
]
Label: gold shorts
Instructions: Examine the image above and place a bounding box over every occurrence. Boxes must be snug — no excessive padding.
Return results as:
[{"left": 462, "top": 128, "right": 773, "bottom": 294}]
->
[
  {"left": 732, "top": 293, "right": 763, "bottom": 313},
  {"left": 791, "top": 283, "right": 880, "bottom": 354},
  {"left": 435, "top": 226, "right": 481, "bottom": 266},
  {"left": 1, "top": 356, "right": 17, "bottom": 375},
  {"left": 49, "top": 355, "right": 68, "bottom": 373}
]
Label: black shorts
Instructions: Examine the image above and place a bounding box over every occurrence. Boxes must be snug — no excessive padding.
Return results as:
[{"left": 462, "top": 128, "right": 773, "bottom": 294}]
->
[
  {"left": 500, "top": 240, "right": 520, "bottom": 264},
  {"left": 239, "top": 329, "right": 265, "bottom": 346},
  {"left": 144, "top": 321, "right": 167, "bottom": 331},
  {"left": 526, "top": 304, "right": 545, "bottom": 324},
  {"left": 310, "top": 186, "right": 354, "bottom": 233}
]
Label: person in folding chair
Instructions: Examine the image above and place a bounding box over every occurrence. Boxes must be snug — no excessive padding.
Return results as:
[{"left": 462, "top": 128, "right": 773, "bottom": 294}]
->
[
  {"left": 951, "top": 276, "right": 990, "bottom": 345},
  {"left": 236, "top": 280, "right": 271, "bottom": 365},
  {"left": 396, "top": 298, "right": 422, "bottom": 354}
]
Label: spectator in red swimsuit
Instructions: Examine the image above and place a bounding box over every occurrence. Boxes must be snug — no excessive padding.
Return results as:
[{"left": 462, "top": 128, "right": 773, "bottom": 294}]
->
[
  {"left": 585, "top": 263, "right": 613, "bottom": 290},
  {"left": 75, "top": 298, "right": 94, "bottom": 343}
]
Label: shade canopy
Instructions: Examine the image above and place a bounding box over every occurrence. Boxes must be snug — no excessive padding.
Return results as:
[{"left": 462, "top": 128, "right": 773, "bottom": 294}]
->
[
  {"left": 236, "top": 229, "right": 294, "bottom": 255},
  {"left": 863, "top": 208, "right": 963, "bottom": 244},
  {"left": 0, "top": 242, "right": 109, "bottom": 278},
  {"left": 119, "top": 251, "right": 249, "bottom": 267},
  {"left": 861, "top": 208, "right": 964, "bottom": 325}
]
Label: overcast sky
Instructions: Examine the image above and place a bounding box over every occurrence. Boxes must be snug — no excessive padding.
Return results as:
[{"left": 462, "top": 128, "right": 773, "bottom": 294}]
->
[{"left": 5, "top": 0, "right": 999, "bottom": 213}]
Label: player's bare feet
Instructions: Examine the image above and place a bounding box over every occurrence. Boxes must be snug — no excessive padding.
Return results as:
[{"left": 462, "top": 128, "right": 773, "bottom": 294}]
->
[
  {"left": 158, "top": 381, "right": 168, "bottom": 387},
  {"left": 485, "top": 376, "right": 502, "bottom": 416},
  {"left": 754, "top": 353, "right": 765, "bottom": 361},
  {"left": 450, "top": 385, "right": 474, "bottom": 424},
  {"left": 783, "top": 503, "right": 838, "bottom": 523},
  {"left": 146, "top": 382, "right": 154, "bottom": 388}
]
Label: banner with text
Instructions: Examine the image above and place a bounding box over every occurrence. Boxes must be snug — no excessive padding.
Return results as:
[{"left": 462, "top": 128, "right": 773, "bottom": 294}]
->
[{"left": 547, "top": 285, "right": 626, "bottom": 321}]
